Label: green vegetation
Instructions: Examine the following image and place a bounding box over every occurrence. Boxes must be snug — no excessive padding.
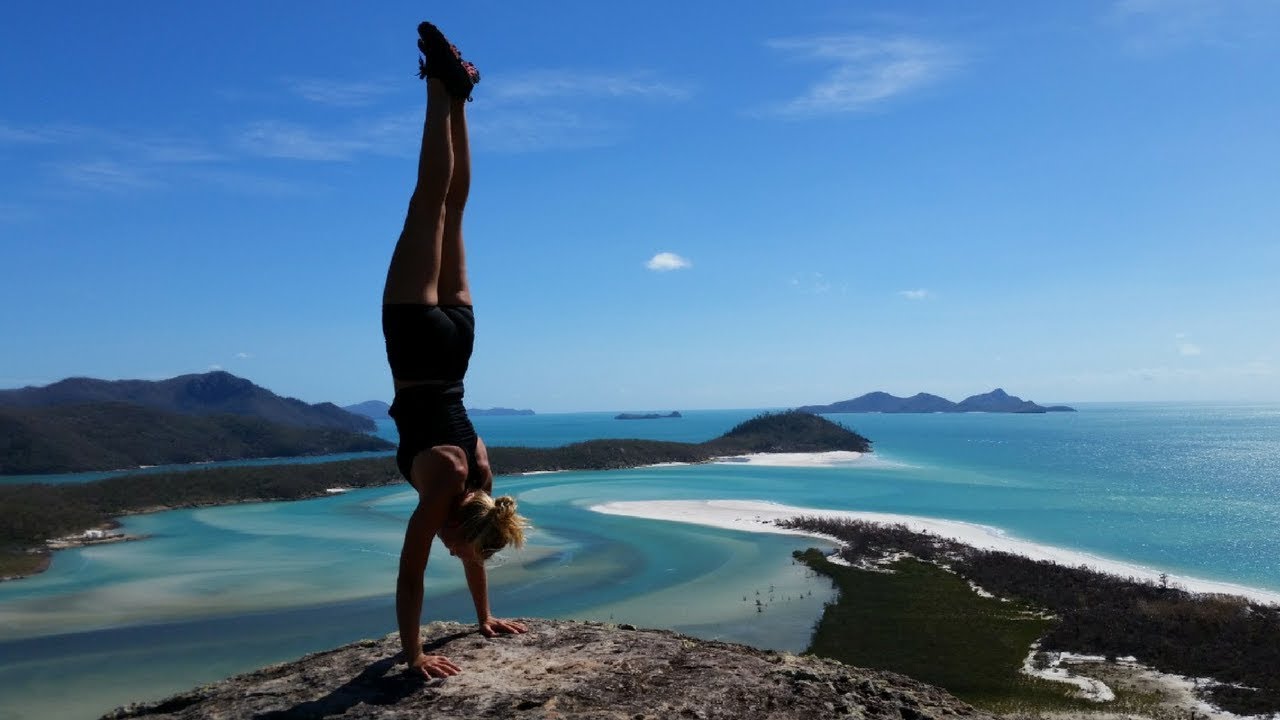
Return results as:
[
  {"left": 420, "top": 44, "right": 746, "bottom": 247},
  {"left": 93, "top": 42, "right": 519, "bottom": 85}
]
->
[
  {"left": 785, "top": 517, "right": 1280, "bottom": 716},
  {"left": 0, "top": 550, "right": 47, "bottom": 579},
  {"left": 706, "top": 410, "right": 871, "bottom": 454},
  {"left": 0, "top": 402, "right": 392, "bottom": 475},
  {"left": 796, "top": 549, "right": 1083, "bottom": 711}
]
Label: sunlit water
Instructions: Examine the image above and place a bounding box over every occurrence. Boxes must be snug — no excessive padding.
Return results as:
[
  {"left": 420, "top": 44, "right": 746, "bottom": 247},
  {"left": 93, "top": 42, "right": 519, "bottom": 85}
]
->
[{"left": 1, "top": 404, "right": 1278, "bottom": 719}]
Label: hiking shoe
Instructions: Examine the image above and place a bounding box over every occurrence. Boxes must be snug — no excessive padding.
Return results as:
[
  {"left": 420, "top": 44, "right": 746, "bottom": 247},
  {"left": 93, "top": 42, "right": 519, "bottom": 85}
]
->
[{"left": 417, "top": 21, "right": 480, "bottom": 101}]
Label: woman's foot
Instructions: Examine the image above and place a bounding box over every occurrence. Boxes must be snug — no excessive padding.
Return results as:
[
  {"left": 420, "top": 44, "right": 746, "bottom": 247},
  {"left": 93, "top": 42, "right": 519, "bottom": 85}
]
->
[{"left": 417, "top": 22, "right": 480, "bottom": 101}]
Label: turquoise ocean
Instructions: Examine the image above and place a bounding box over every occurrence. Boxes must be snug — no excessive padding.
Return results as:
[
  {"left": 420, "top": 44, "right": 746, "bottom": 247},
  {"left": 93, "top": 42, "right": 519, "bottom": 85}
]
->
[{"left": 1, "top": 403, "right": 1278, "bottom": 719}]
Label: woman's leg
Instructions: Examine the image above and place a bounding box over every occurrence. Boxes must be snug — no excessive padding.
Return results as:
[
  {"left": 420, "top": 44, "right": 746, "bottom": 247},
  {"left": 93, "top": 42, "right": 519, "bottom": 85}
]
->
[
  {"left": 382, "top": 79, "right": 456, "bottom": 306},
  {"left": 437, "top": 97, "right": 472, "bottom": 306}
]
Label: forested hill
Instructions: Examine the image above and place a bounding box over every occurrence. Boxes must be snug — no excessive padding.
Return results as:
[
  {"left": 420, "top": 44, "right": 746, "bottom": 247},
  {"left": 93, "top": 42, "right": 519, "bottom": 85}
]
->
[
  {"left": 0, "top": 371, "right": 373, "bottom": 432},
  {"left": 0, "top": 403, "right": 393, "bottom": 475}
]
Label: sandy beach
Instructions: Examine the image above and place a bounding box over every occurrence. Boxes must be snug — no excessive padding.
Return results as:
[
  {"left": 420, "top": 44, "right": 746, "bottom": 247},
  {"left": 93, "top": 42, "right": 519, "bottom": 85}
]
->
[{"left": 588, "top": 498, "right": 1280, "bottom": 607}]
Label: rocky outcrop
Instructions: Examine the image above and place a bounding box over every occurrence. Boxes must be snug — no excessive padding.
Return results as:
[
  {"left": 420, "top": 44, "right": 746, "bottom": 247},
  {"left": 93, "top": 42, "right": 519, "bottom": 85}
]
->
[{"left": 103, "top": 620, "right": 990, "bottom": 720}]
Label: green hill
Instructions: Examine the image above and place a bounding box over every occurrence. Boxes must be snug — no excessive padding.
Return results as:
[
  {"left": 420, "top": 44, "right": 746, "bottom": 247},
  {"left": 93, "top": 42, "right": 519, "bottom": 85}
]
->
[{"left": 0, "top": 402, "right": 393, "bottom": 475}]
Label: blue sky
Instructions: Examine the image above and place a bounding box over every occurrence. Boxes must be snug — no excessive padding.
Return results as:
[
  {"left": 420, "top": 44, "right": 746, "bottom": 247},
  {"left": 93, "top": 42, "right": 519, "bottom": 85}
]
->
[{"left": 2, "top": 1, "right": 1278, "bottom": 411}]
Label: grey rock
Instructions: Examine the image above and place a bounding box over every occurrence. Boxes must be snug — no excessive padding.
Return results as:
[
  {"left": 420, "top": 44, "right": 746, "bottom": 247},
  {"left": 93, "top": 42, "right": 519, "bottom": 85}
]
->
[{"left": 102, "top": 620, "right": 991, "bottom": 720}]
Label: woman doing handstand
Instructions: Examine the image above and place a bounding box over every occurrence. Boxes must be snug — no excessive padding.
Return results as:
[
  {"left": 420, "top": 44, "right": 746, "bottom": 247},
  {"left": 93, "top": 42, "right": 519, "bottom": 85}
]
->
[{"left": 382, "top": 22, "right": 529, "bottom": 680}]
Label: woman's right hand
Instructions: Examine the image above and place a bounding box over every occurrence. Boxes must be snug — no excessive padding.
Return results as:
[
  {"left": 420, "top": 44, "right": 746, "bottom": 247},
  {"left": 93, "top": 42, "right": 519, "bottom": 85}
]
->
[{"left": 408, "top": 652, "right": 461, "bottom": 678}]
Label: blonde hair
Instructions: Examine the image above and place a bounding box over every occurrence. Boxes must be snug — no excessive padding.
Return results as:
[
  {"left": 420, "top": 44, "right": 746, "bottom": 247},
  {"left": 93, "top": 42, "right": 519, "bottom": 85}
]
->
[{"left": 457, "top": 492, "right": 529, "bottom": 560}]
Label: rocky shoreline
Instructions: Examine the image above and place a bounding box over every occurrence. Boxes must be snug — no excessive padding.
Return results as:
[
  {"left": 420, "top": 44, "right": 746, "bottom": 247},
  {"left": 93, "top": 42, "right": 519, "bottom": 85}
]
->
[{"left": 102, "top": 619, "right": 990, "bottom": 720}]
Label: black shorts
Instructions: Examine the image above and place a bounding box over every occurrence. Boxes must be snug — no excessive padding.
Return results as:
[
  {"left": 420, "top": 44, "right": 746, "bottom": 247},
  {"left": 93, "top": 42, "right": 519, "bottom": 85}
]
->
[
  {"left": 382, "top": 304, "right": 474, "bottom": 383},
  {"left": 382, "top": 304, "right": 483, "bottom": 486}
]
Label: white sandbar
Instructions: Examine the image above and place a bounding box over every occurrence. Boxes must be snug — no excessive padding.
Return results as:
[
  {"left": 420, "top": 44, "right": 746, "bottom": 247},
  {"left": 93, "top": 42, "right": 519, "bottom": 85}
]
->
[
  {"left": 588, "top": 499, "right": 1280, "bottom": 607},
  {"left": 712, "top": 451, "right": 863, "bottom": 467}
]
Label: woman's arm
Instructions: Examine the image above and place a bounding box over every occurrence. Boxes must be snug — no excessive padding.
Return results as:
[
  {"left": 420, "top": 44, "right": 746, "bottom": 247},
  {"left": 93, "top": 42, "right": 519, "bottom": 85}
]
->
[
  {"left": 397, "top": 505, "right": 437, "bottom": 662},
  {"left": 396, "top": 448, "right": 467, "bottom": 677},
  {"left": 461, "top": 554, "right": 527, "bottom": 637}
]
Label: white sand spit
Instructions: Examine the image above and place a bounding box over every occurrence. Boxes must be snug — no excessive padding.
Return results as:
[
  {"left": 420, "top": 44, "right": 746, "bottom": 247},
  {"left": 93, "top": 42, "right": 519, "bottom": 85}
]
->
[
  {"left": 587, "top": 500, "right": 1280, "bottom": 606},
  {"left": 712, "top": 451, "right": 863, "bottom": 467}
]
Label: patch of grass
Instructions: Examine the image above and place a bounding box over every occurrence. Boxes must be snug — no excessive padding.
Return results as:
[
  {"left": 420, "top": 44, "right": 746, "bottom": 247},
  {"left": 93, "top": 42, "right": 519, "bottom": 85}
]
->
[
  {"left": 0, "top": 547, "right": 48, "bottom": 579},
  {"left": 797, "top": 549, "right": 1091, "bottom": 711}
]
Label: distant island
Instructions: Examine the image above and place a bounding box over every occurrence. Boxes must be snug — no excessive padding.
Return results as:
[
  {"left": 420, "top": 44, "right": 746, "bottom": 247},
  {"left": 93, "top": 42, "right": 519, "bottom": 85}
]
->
[
  {"left": 342, "top": 400, "right": 390, "bottom": 419},
  {"left": 469, "top": 407, "right": 536, "bottom": 416},
  {"left": 343, "top": 402, "right": 535, "bottom": 418},
  {"left": 797, "top": 388, "right": 1075, "bottom": 414},
  {"left": 0, "top": 410, "right": 868, "bottom": 580},
  {"left": 0, "top": 372, "right": 391, "bottom": 475},
  {"left": 615, "top": 411, "right": 681, "bottom": 420},
  {"left": 1, "top": 371, "right": 374, "bottom": 431}
]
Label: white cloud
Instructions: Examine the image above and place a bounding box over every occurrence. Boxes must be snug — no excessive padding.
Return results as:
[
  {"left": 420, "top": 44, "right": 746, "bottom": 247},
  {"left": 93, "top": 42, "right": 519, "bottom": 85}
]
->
[
  {"left": 58, "top": 160, "right": 156, "bottom": 191},
  {"left": 0, "top": 202, "right": 36, "bottom": 223},
  {"left": 473, "top": 70, "right": 690, "bottom": 153},
  {"left": 1108, "top": 0, "right": 1280, "bottom": 51},
  {"left": 236, "top": 121, "right": 372, "bottom": 161},
  {"left": 189, "top": 168, "right": 316, "bottom": 197},
  {"left": 1174, "top": 332, "right": 1202, "bottom": 356},
  {"left": 235, "top": 113, "right": 422, "bottom": 161},
  {"left": 765, "top": 35, "right": 958, "bottom": 116},
  {"left": 488, "top": 71, "right": 692, "bottom": 103},
  {"left": 235, "top": 352, "right": 252, "bottom": 359},
  {"left": 646, "top": 252, "right": 692, "bottom": 272},
  {"left": 469, "top": 110, "right": 616, "bottom": 153},
  {"left": 0, "top": 124, "right": 65, "bottom": 144},
  {"left": 898, "top": 288, "right": 931, "bottom": 300},
  {"left": 287, "top": 79, "right": 392, "bottom": 107},
  {"left": 791, "top": 272, "right": 832, "bottom": 294}
]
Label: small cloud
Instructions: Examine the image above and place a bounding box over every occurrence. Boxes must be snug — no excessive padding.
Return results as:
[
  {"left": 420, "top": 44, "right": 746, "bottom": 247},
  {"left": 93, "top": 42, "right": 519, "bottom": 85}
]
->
[
  {"left": 208, "top": 364, "right": 224, "bottom": 371},
  {"left": 189, "top": 168, "right": 317, "bottom": 197},
  {"left": 133, "top": 139, "right": 221, "bottom": 164},
  {"left": 1108, "top": 0, "right": 1280, "bottom": 52},
  {"left": 473, "top": 69, "right": 689, "bottom": 153},
  {"left": 1174, "top": 333, "right": 1202, "bottom": 356},
  {"left": 898, "top": 289, "right": 931, "bottom": 300},
  {"left": 236, "top": 121, "right": 370, "bottom": 161},
  {"left": 235, "top": 114, "right": 418, "bottom": 161},
  {"left": 765, "top": 35, "right": 959, "bottom": 116},
  {"left": 470, "top": 109, "right": 616, "bottom": 153},
  {"left": 791, "top": 272, "right": 833, "bottom": 294},
  {"left": 488, "top": 71, "right": 692, "bottom": 103},
  {"left": 0, "top": 202, "right": 36, "bottom": 223},
  {"left": 287, "top": 78, "right": 392, "bottom": 107},
  {"left": 58, "top": 160, "right": 156, "bottom": 191},
  {"left": 0, "top": 123, "right": 66, "bottom": 144},
  {"left": 235, "top": 352, "right": 252, "bottom": 359},
  {"left": 646, "top": 252, "right": 692, "bottom": 272}
]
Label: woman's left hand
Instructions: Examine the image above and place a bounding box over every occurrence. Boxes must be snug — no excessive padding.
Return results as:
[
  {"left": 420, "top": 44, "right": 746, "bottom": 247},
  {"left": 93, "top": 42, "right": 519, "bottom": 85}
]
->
[{"left": 478, "top": 617, "right": 528, "bottom": 637}]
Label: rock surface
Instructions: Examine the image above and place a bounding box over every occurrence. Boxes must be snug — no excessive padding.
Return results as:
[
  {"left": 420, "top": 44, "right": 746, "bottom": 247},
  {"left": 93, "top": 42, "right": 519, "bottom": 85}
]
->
[{"left": 103, "top": 620, "right": 992, "bottom": 720}]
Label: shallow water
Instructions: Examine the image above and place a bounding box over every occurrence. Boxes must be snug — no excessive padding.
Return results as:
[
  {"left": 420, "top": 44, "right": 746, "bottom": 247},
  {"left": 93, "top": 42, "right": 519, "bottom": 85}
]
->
[{"left": 1, "top": 403, "right": 1278, "bottom": 719}]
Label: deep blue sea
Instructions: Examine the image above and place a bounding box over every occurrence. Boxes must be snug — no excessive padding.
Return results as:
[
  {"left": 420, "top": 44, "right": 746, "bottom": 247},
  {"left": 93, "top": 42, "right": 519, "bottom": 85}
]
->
[{"left": 1, "top": 403, "right": 1278, "bottom": 719}]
